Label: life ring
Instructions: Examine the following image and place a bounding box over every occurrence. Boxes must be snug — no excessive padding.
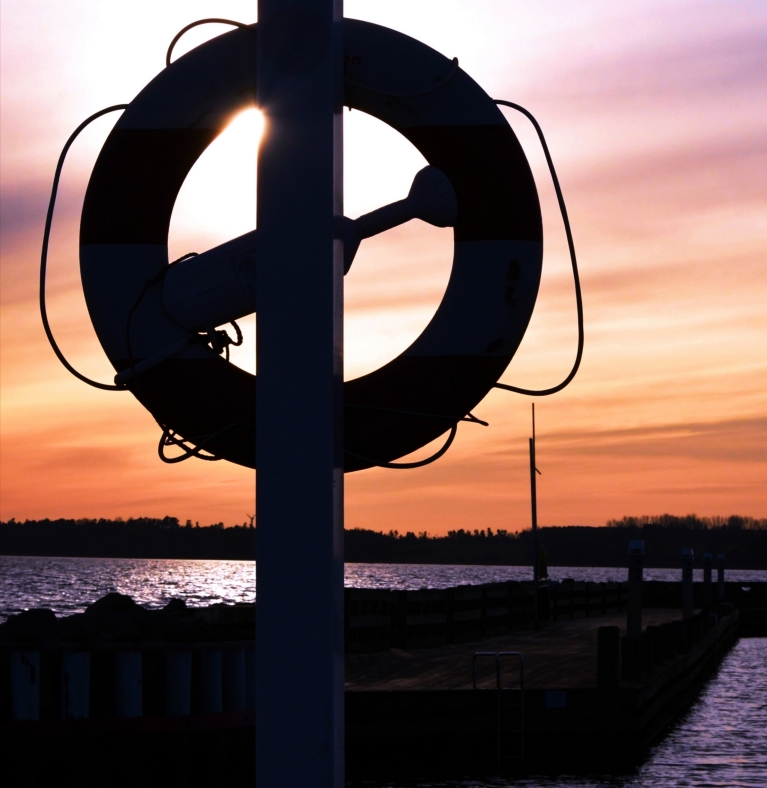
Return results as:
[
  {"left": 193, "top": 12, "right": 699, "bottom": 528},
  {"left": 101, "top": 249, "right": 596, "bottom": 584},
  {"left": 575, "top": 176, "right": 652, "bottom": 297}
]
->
[{"left": 79, "top": 19, "right": 542, "bottom": 472}]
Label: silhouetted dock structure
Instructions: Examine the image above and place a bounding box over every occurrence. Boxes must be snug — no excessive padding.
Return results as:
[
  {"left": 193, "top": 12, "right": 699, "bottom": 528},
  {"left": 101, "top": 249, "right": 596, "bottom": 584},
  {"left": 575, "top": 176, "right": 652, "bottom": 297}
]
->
[
  {"left": 347, "top": 608, "right": 685, "bottom": 690},
  {"left": 345, "top": 605, "right": 738, "bottom": 776},
  {"left": 1, "top": 579, "right": 763, "bottom": 782}
]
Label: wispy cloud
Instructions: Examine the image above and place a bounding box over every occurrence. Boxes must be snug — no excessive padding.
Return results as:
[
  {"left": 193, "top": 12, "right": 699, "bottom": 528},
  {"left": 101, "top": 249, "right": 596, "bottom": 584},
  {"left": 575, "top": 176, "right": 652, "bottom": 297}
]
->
[{"left": 1, "top": 2, "right": 765, "bottom": 531}]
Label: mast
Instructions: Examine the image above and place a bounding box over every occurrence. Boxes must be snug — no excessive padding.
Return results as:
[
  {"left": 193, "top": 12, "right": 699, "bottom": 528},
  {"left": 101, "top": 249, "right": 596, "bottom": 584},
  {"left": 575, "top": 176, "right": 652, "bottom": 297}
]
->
[{"left": 529, "top": 403, "right": 541, "bottom": 628}]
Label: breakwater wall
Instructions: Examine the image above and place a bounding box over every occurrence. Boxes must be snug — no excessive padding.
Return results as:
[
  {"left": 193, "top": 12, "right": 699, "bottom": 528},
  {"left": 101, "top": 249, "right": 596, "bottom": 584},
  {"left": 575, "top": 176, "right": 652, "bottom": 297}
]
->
[
  {"left": 641, "top": 580, "right": 766, "bottom": 635},
  {"left": 0, "top": 594, "right": 255, "bottom": 784},
  {"left": 1, "top": 581, "right": 762, "bottom": 725},
  {"left": 345, "top": 578, "right": 767, "bottom": 652},
  {"left": 0, "top": 580, "right": 761, "bottom": 781},
  {"left": 345, "top": 579, "right": 628, "bottom": 651}
]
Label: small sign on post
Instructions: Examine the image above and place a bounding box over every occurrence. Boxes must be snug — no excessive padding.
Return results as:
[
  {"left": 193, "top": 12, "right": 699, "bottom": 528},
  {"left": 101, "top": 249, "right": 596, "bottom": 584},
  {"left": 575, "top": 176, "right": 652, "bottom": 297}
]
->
[
  {"left": 627, "top": 540, "right": 644, "bottom": 637},
  {"left": 702, "top": 552, "right": 713, "bottom": 608},
  {"left": 681, "top": 548, "right": 694, "bottom": 620},
  {"left": 717, "top": 554, "right": 726, "bottom": 601}
]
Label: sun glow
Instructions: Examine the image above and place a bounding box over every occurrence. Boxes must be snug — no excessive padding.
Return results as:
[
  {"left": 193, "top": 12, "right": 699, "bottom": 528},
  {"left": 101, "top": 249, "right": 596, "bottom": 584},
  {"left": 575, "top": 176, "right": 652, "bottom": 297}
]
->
[
  {"left": 168, "top": 108, "right": 262, "bottom": 261},
  {"left": 4, "top": 2, "right": 765, "bottom": 529},
  {"left": 168, "top": 106, "right": 454, "bottom": 381}
]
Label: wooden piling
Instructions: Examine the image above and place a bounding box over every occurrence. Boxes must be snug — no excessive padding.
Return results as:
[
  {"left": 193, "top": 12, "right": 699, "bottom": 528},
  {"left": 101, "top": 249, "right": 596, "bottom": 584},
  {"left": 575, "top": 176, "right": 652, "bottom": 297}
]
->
[{"left": 682, "top": 548, "right": 694, "bottom": 620}]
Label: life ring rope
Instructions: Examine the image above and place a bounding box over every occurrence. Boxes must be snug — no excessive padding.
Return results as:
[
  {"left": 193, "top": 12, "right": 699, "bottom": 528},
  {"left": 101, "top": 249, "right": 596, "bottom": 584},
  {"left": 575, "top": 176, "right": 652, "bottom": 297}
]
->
[
  {"left": 39, "top": 104, "right": 129, "bottom": 392},
  {"left": 158, "top": 422, "right": 247, "bottom": 464},
  {"left": 492, "top": 99, "right": 584, "bottom": 397},
  {"left": 42, "top": 99, "right": 579, "bottom": 462},
  {"left": 344, "top": 422, "right": 458, "bottom": 470},
  {"left": 120, "top": 262, "right": 243, "bottom": 389},
  {"left": 42, "top": 99, "right": 580, "bottom": 464},
  {"left": 165, "top": 19, "right": 250, "bottom": 68},
  {"left": 346, "top": 403, "right": 488, "bottom": 428}
]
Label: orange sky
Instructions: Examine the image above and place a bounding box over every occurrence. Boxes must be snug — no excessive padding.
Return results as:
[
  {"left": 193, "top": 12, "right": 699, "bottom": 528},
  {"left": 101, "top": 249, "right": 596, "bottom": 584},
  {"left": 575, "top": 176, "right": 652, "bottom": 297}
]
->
[{"left": 1, "top": 1, "right": 765, "bottom": 534}]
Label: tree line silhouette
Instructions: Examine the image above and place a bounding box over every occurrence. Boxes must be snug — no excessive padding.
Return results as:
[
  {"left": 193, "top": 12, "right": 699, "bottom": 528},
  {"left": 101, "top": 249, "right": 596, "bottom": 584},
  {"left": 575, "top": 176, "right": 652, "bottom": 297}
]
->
[{"left": 0, "top": 514, "right": 764, "bottom": 567}]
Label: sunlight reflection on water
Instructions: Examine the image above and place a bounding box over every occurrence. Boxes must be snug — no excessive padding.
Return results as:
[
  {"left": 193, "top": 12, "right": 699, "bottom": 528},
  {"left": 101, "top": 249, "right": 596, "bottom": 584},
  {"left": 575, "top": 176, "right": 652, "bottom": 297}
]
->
[
  {"left": 0, "top": 555, "right": 255, "bottom": 619},
  {"left": 0, "top": 556, "right": 764, "bottom": 620}
]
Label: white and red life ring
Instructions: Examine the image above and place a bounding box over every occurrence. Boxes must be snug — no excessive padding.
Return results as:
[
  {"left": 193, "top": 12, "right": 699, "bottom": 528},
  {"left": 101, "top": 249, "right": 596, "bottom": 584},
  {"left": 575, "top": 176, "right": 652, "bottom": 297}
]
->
[{"left": 79, "top": 19, "right": 542, "bottom": 471}]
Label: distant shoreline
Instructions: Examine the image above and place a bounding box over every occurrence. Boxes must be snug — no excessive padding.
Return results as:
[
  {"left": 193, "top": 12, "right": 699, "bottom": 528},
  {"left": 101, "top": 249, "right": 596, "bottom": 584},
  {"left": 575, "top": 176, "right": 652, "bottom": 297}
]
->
[{"left": 1, "top": 517, "right": 765, "bottom": 569}]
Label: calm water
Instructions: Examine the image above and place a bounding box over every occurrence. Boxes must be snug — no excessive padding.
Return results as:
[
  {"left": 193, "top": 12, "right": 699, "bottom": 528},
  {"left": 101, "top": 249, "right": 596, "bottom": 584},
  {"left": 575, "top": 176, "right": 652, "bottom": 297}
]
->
[
  {"left": 1, "top": 556, "right": 764, "bottom": 785},
  {"left": 347, "top": 638, "right": 767, "bottom": 788},
  {"left": 0, "top": 555, "right": 765, "bottom": 621}
]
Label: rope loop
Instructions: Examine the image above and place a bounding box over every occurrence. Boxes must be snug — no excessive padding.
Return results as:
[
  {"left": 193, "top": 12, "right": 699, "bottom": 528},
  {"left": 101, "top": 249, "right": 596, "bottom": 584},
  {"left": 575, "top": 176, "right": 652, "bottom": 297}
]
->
[
  {"left": 493, "top": 99, "right": 584, "bottom": 397},
  {"left": 40, "top": 105, "right": 129, "bottom": 391},
  {"left": 166, "top": 19, "right": 249, "bottom": 67},
  {"left": 158, "top": 422, "right": 246, "bottom": 464},
  {"left": 345, "top": 423, "right": 458, "bottom": 470}
]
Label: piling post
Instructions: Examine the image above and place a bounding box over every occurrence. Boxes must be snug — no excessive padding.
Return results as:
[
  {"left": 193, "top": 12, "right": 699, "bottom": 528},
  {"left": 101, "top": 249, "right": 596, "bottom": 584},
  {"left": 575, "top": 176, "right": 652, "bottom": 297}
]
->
[
  {"left": 245, "top": 644, "right": 255, "bottom": 710},
  {"left": 702, "top": 552, "right": 713, "bottom": 608},
  {"left": 717, "top": 554, "right": 725, "bottom": 601},
  {"left": 672, "top": 618, "right": 687, "bottom": 653},
  {"left": 682, "top": 548, "right": 694, "bottom": 620},
  {"left": 10, "top": 651, "right": 40, "bottom": 721},
  {"left": 200, "top": 649, "right": 223, "bottom": 714},
  {"left": 115, "top": 651, "right": 142, "bottom": 718},
  {"left": 640, "top": 630, "right": 654, "bottom": 674},
  {"left": 627, "top": 540, "right": 644, "bottom": 637},
  {"left": 597, "top": 626, "right": 621, "bottom": 689},
  {"left": 223, "top": 647, "right": 247, "bottom": 712},
  {"left": 165, "top": 650, "right": 192, "bottom": 717},
  {"left": 61, "top": 651, "right": 90, "bottom": 720},
  {"left": 256, "top": 1, "right": 345, "bottom": 784}
]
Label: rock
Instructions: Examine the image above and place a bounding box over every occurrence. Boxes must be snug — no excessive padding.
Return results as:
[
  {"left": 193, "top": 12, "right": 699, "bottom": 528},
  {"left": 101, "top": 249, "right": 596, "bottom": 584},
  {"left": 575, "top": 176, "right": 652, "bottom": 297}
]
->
[
  {"left": 84, "top": 592, "right": 139, "bottom": 615},
  {"left": 0, "top": 594, "right": 253, "bottom": 646},
  {"left": 0, "top": 607, "right": 58, "bottom": 641},
  {"left": 162, "top": 598, "right": 188, "bottom": 615}
]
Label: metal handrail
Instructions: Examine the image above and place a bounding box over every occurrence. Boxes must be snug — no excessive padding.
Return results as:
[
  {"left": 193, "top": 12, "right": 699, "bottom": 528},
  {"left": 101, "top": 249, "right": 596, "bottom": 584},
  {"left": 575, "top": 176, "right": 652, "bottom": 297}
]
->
[{"left": 472, "top": 651, "right": 525, "bottom": 773}]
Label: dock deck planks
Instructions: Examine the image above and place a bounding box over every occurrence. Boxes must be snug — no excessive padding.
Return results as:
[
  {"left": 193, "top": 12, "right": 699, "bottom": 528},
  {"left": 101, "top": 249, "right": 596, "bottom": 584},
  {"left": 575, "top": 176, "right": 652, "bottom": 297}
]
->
[{"left": 345, "top": 608, "right": 687, "bottom": 690}]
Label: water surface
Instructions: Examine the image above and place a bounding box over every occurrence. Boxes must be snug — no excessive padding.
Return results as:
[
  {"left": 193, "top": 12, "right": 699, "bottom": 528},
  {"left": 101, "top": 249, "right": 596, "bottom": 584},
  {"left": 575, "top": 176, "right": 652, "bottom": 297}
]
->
[{"left": 0, "top": 555, "right": 764, "bottom": 621}]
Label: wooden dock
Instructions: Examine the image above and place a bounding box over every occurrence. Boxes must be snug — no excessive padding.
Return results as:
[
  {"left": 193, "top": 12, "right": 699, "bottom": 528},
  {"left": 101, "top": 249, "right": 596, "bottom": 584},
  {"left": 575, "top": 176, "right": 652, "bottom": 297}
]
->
[
  {"left": 347, "top": 608, "right": 683, "bottom": 691},
  {"left": 346, "top": 607, "right": 739, "bottom": 777}
]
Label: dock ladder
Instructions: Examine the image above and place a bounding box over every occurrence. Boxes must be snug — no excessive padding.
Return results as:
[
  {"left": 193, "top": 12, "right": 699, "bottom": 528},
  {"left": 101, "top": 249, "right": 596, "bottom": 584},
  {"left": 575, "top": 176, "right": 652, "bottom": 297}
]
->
[{"left": 472, "top": 651, "right": 525, "bottom": 774}]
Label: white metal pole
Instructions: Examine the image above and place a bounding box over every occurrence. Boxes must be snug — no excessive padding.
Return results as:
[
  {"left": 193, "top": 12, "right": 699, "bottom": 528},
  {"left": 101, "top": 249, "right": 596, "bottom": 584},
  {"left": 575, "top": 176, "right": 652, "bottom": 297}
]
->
[{"left": 256, "top": 1, "right": 345, "bottom": 786}]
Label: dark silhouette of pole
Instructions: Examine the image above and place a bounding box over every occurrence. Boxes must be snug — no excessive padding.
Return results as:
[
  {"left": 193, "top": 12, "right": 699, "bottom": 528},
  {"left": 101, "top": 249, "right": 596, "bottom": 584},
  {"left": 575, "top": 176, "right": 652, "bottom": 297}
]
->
[
  {"left": 529, "top": 404, "right": 541, "bottom": 628},
  {"left": 256, "top": 1, "right": 344, "bottom": 784}
]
